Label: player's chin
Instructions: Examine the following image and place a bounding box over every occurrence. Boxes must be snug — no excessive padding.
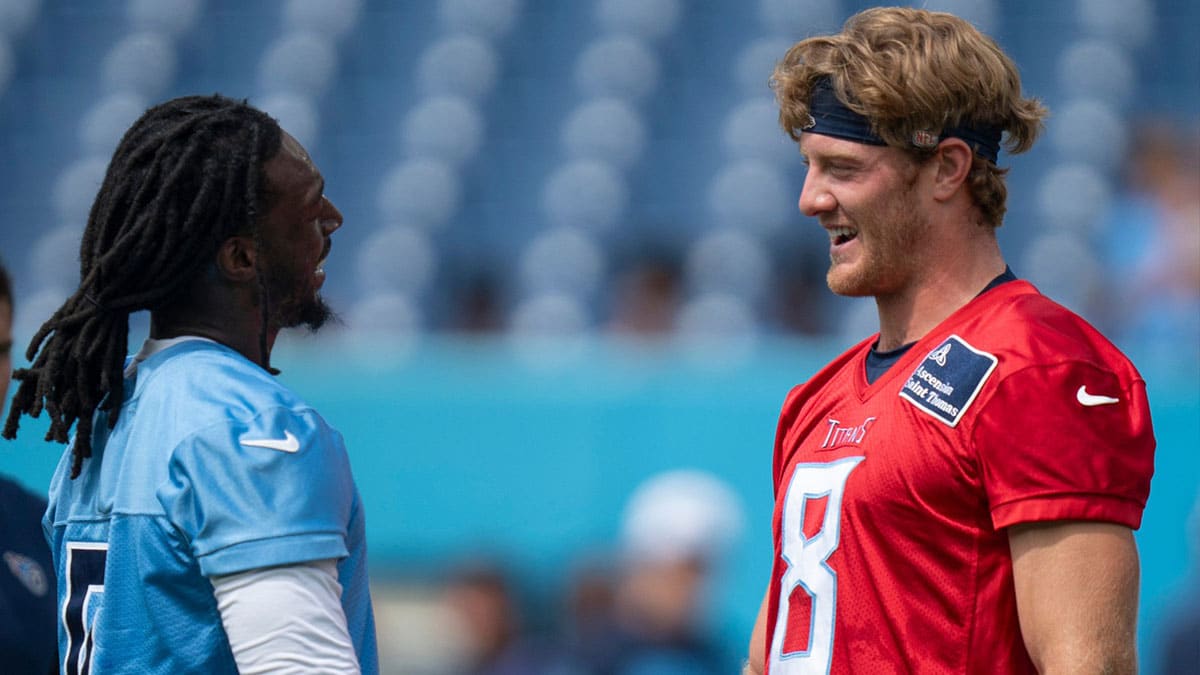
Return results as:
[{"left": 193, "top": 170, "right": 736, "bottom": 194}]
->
[
  {"left": 297, "top": 296, "right": 340, "bottom": 333},
  {"left": 826, "top": 267, "right": 873, "bottom": 297},
  {"left": 277, "top": 296, "right": 340, "bottom": 333}
]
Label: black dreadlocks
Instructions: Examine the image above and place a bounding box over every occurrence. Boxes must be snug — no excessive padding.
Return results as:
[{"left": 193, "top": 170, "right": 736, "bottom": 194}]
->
[{"left": 2, "top": 94, "right": 283, "bottom": 478}]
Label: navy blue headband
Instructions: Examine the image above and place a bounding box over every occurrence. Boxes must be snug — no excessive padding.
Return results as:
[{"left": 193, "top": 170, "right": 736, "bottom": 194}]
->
[{"left": 803, "top": 76, "right": 1002, "bottom": 163}]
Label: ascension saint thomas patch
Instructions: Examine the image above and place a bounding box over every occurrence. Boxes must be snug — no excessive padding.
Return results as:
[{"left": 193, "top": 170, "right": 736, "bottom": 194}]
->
[{"left": 899, "top": 335, "right": 998, "bottom": 427}]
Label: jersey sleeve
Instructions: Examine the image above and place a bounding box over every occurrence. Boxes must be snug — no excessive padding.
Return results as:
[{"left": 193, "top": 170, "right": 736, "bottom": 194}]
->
[
  {"left": 773, "top": 384, "right": 806, "bottom": 494},
  {"left": 158, "top": 406, "right": 355, "bottom": 577},
  {"left": 972, "top": 360, "right": 1155, "bottom": 530}
]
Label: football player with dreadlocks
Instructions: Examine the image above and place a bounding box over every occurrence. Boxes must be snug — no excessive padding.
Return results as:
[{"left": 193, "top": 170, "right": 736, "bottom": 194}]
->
[{"left": 5, "top": 95, "right": 377, "bottom": 674}]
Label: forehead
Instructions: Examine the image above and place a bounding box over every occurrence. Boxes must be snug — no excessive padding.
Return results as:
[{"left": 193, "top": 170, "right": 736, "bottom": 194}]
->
[
  {"left": 262, "top": 131, "right": 321, "bottom": 199},
  {"left": 806, "top": 130, "right": 902, "bottom": 159},
  {"left": 799, "top": 132, "right": 885, "bottom": 160}
]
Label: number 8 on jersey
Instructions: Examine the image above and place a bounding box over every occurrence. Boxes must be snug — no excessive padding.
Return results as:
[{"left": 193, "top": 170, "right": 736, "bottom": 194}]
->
[{"left": 771, "top": 457, "right": 864, "bottom": 674}]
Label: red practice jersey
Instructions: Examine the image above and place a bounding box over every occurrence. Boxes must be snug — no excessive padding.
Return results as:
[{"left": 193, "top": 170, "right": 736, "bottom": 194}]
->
[{"left": 765, "top": 280, "right": 1155, "bottom": 674}]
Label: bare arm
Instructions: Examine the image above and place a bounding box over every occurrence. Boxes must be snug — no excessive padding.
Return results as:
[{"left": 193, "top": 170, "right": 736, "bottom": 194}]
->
[
  {"left": 1009, "top": 521, "right": 1140, "bottom": 675},
  {"left": 745, "top": 586, "right": 769, "bottom": 675}
]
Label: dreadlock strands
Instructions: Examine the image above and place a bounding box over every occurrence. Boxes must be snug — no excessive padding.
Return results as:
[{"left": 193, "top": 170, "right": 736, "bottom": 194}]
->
[
  {"left": 241, "top": 121, "right": 277, "bottom": 375},
  {"left": 3, "top": 94, "right": 284, "bottom": 479},
  {"left": 1, "top": 365, "right": 37, "bottom": 438},
  {"left": 101, "top": 329, "right": 128, "bottom": 429}
]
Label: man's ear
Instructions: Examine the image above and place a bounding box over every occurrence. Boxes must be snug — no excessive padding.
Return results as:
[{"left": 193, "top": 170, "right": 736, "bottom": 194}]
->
[
  {"left": 931, "top": 138, "right": 974, "bottom": 202},
  {"left": 214, "top": 235, "right": 258, "bottom": 283}
]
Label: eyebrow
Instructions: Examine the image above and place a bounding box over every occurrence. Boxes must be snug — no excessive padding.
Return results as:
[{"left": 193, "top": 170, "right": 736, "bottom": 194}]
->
[
  {"left": 308, "top": 177, "right": 325, "bottom": 205},
  {"left": 802, "top": 151, "right": 871, "bottom": 170},
  {"left": 810, "top": 149, "right": 865, "bottom": 163}
]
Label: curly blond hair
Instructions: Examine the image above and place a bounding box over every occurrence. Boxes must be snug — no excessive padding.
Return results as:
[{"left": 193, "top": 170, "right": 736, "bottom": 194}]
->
[{"left": 772, "top": 7, "right": 1047, "bottom": 227}]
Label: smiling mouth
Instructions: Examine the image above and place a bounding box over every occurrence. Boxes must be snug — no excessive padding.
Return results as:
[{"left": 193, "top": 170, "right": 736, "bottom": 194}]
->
[
  {"left": 316, "top": 240, "right": 331, "bottom": 273},
  {"left": 828, "top": 226, "right": 858, "bottom": 246}
]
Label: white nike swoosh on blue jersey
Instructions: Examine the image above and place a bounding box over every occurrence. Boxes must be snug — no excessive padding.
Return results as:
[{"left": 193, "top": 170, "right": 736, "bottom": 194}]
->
[{"left": 241, "top": 430, "right": 300, "bottom": 453}]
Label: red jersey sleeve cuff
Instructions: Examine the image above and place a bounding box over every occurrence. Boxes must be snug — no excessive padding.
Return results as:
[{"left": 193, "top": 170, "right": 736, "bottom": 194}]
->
[{"left": 991, "top": 493, "right": 1146, "bottom": 531}]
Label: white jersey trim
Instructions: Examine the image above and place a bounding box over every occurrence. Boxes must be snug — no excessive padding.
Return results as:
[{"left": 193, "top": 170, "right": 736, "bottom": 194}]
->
[{"left": 124, "top": 336, "right": 219, "bottom": 378}]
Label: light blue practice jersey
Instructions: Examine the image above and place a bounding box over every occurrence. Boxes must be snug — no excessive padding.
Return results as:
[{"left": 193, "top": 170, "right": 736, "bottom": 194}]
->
[{"left": 44, "top": 340, "right": 378, "bottom": 674}]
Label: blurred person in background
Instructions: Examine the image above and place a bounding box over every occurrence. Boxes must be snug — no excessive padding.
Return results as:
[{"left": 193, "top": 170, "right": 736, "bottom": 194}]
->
[
  {"left": 562, "top": 469, "right": 742, "bottom": 674},
  {"left": 1158, "top": 493, "right": 1200, "bottom": 673},
  {"left": 0, "top": 260, "right": 58, "bottom": 674},
  {"left": 605, "top": 254, "right": 683, "bottom": 339},
  {"left": 605, "top": 551, "right": 727, "bottom": 674},
  {"left": 3, "top": 95, "right": 377, "bottom": 674},
  {"left": 747, "top": 8, "right": 1156, "bottom": 674},
  {"left": 1101, "top": 121, "right": 1200, "bottom": 352},
  {"left": 558, "top": 555, "right": 622, "bottom": 671},
  {"left": 450, "top": 275, "right": 506, "bottom": 334},
  {"left": 442, "top": 560, "right": 567, "bottom": 675}
]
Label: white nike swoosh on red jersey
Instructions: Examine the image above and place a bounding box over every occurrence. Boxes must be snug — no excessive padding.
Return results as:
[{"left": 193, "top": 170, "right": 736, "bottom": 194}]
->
[{"left": 1076, "top": 385, "right": 1120, "bottom": 407}]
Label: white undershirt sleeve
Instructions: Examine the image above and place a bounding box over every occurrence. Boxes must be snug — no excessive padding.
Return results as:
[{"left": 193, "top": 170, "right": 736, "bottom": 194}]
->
[{"left": 211, "top": 559, "right": 361, "bottom": 674}]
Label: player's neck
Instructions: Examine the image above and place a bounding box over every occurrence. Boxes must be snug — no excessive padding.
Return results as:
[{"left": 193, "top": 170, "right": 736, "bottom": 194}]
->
[
  {"left": 150, "top": 310, "right": 275, "bottom": 368},
  {"left": 874, "top": 236, "right": 1005, "bottom": 351}
]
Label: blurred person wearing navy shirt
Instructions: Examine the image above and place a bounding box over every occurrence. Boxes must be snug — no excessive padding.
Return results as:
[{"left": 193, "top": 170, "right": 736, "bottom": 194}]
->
[{"left": 0, "top": 260, "right": 59, "bottom": 674}]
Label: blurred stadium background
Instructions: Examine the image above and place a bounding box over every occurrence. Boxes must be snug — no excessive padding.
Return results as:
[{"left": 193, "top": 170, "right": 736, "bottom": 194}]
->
[{"left": 1, "top": 0, "right": 1197, "bottom": 672}]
